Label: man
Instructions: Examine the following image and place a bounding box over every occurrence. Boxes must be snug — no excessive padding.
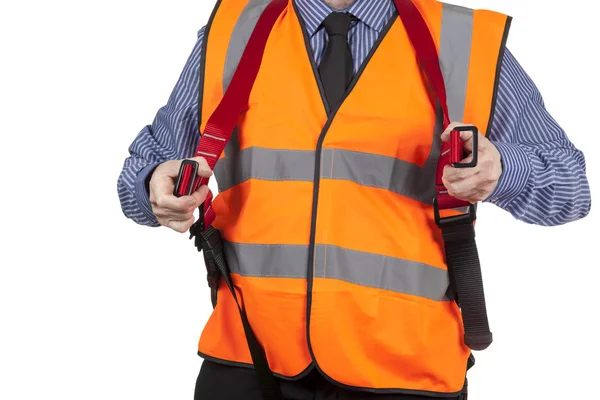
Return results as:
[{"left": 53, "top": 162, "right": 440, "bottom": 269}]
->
[{"left": 118, "top": 0, "right": 591, "bottom": 398}]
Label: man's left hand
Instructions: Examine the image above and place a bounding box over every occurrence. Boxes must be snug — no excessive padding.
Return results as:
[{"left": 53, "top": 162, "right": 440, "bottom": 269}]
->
[{"left": 440, "top": 122, "right": 502, "bottom": 203}]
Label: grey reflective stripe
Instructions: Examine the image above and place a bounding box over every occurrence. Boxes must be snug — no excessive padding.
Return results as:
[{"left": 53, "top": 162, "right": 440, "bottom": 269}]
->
[
  {"left": 314, "top": 245, "right": 453, "bottom": 301},
  {"left": 214, "top": 146, "right": 434, "bottom": 200},
  {"left": 440, "top": 3, "right": 474, "bottom": 122},
  {"left": 214, "top": 146, "right": 437, "bottom": 205},
  {"left": 321, "top": 148, "right": 437, "bottom": 204},
  {"left": 225, "top": 242, "right": 452, "bottom": 302},
  {"left": 223, "top": 0, "right": 272, "bottom": 92},
  {"left": 214, "top": 147, "right": 315, "bottom": 192},
  {"left": 224, "top": 242, "right": 309, "bottom": 278}
]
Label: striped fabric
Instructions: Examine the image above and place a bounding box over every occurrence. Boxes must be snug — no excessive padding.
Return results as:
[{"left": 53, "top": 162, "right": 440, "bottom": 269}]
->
[
  {"left": 117, "top": 0, "right": 590, "bottom": 228},
  {"left": 297, "top": 0, "right": 394, "bottom": 73}
]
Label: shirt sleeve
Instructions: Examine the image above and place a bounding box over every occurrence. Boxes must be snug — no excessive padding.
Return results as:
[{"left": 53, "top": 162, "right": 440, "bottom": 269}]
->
[
  {"left": 117, "top": 27, "right": 206, "bottom": 227},
  {"left": 484, "top": 48, "right": 591, "bottom": 226}
]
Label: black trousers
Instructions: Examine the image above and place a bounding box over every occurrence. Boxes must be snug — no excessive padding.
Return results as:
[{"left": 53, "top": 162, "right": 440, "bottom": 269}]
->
[{"left": 194, "top": 360, "right": 463, "bottom": 400}]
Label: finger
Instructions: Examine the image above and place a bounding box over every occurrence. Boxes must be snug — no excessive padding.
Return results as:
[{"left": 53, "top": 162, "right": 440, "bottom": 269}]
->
[
  {"left": 440, "top": 122, "right": 467, "bottom": 142},
  {"left": 153, "top": 193, "right": 198, "bottom": 213},
  {"left": 456, "top": 183, "right": 490, "bottom": 204},
  {"left": 158, "top": 157, "right": 213, "bottom": 179},
  {"left": 460, "top": 130, "right": 482, "bottom": 154},
  {"left": 445, "top": 177, "right": 479, "bottom": 201},
  {"left": 443, "top": 168, "right": 482, "bottom": 198},
  {"left": 153, "top": 206, "right": 195, "bottom": 221},
  {"left": 442, "top": 155, "right": 478, "bottom": 183},
  {"left": 157, "top": 186, "right": 209, "bottom": 219},
  {"left": 189, "top": 185, "right": 210, "bottom": 207},
  {"left": 190, "top": 156, "right": 213, "bottom": 178},
  {"left": 164, "top": 217, "right": 196, "bottom": 234},
  {"left": 165, "top": 185, "right": 210, "bottom": 214},
  {"left": 150, "top": 171, "right": 177, "bottom": 197}
]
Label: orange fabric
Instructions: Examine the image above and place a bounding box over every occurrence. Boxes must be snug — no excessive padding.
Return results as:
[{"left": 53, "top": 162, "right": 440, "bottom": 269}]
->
[
  {"left": 310, "top": 278, "right": 468, "bottom": 390},
  {"left": 200, "top": 275, "right": 312, "bottom": 377},
  {"left": 197, "top": 0, "right": 509, "bottom": 393},
  {"left": 212, "top": 180, "right": 314, "bottom": 245},
  {"left": 316, "top": 179, "right": 448, "bottom": 269}
]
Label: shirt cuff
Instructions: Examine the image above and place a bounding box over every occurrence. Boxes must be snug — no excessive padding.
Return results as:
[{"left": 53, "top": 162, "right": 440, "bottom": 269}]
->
[
  {"left": 134, "top": 162, "right": 162, "bottom": 226},
  {"left": 484, "top": 142, "right": 532, "bottom": 205}
]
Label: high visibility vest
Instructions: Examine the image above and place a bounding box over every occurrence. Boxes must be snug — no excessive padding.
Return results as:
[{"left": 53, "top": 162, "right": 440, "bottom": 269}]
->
[{"left": 196, "top": 0, "right": 510, "bottom": 395}]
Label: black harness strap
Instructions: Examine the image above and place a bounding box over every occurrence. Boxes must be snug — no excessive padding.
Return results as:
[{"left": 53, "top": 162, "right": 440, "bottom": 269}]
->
[
  {"left": 440, "top": 216, "right": 493, "bottom": 350},
  {"left": 191, "top": 217, "right": 285, "bottom": 400}
]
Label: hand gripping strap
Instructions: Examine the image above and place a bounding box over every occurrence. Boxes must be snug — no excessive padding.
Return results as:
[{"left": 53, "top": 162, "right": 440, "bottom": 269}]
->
[{"left": 393, "top": 0, "right": 492, "bottom": 350}]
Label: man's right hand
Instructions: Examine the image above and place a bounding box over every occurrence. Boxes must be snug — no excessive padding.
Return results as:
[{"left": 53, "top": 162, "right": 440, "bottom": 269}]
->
[{"left": 149, "top": 157, "right": 213, "bottom": 233}]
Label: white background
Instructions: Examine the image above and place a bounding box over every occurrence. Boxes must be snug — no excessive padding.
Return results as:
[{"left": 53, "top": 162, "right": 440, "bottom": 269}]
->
[{"left": 1, "top": 0, "right": 598, "bottom": 399}]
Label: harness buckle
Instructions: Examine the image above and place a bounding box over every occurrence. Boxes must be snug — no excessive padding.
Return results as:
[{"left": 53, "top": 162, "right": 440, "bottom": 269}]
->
[
  {"left": 189, "top": 216, "right": 204, "bottom": 252},
  {"left": 200, "top": 226, "right": 224, "bottom": 263},
  {"left": 204, "top": 253, "right": 220, "bottom": 308},
  {"left": 434, "top": 201, "right": 476, "bottom": 243},
  {"left": 434, "top": 199, "right": 476, "bottom": 227},
  {"left": 435, "top": 124, "right": 478, "bottom": 234},
  {"left": 173, "top": 159, "right": 199, "bottom": 197},
  {"left": 200, "top": 226, "right": 224, "bottom": 308},
  {"left": 450, "top": 125, "right": 478, "bottom": 168},
  {"left": 188, "top": 204, "right": 222, "bottom": 307}
]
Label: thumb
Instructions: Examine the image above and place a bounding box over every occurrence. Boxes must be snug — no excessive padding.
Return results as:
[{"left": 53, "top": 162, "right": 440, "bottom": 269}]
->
[
  {"left": 441, "top": 123, "right": 477, "bottom": 153},
  {"left": 189, "top": 185, "right": 210, "bottom": 207},
  {"left": 440, "top": 122, "right": 464, "bottom": 143},
  {"left": 159, "top": 157, "right": 213, "bottom": 179},
  {"left": 458, "top": 130, "right": 475, "bottom": 154},
  {"left": 188, "top": 156, "right": 213, "bottom": 178}
]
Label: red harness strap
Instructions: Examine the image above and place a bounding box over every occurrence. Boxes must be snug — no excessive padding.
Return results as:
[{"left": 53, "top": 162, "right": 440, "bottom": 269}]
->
[
  {"left": 394, "top": 0, "right": 474, "bottom": 211},
  {"left": 175, "top": 0, "right": 288, "bottom": 230}
]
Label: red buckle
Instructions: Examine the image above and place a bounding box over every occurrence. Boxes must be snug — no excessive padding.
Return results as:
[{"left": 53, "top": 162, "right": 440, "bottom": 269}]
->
[
  {"left": 434, "top": 125, "right": 479, "bottom": 211},
  {"left": 450, "top": 125, "right": 478, "bottom": 168},
  {"left": 173, "top": 159, "right": 199, "bottom": 197}
]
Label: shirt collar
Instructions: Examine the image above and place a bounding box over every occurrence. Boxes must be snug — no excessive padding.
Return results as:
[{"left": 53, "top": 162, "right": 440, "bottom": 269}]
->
[{"left": 295, "top": 0, "right": 394, "bottom": 38}]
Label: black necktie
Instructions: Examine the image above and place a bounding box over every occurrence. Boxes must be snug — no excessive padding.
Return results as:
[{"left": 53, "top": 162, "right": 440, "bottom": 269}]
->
[{"left": 318, "top": 12, "right": 355, "bottom": 110}]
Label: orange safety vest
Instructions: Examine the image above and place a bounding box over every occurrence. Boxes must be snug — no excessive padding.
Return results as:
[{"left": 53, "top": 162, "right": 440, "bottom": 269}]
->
[{"left": 196, "top": 0, "right": 510, "bottom": 395}]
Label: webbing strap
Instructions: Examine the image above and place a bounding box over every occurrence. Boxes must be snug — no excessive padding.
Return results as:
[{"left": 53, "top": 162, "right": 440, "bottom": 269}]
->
[
  {"left": 186, "top": 0, "right": 288, "bottom": 231},
  {"left": 394, "top": 0, "right": 492, "bottom": 350},
  {"left": 200, "top": 226, "right": 284, "bottom": 400},
  {"left": 442, "top": 221, "right": 493, "bottom": 350}
]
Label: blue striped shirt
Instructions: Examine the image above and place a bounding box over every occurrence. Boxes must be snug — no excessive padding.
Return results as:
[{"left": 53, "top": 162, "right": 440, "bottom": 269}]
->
[{"left": 118, "top": 0, "right": 591, "bottom": 227}]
